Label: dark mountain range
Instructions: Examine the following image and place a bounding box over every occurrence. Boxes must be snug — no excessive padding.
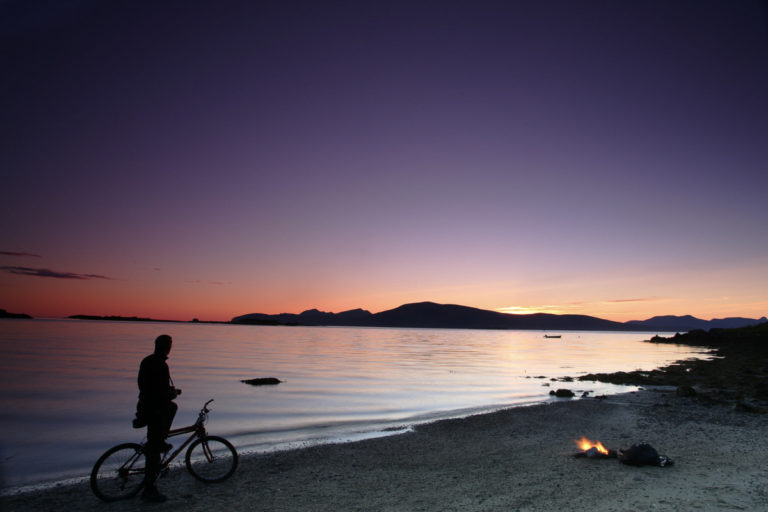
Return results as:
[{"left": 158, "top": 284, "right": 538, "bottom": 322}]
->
[
  {"left": 232, "top": 301, "right": 634, "bottom": 331},
  {"left": 626, "top": 315, "right": 768, "bottom": 332},
  {"left": 232, "top": 302, "right": 767, "bottom": 332},
  {"left": 367, "top": 302, "right": 628, "bottom": 330},
  {"left": 232, "top": 308, "right": 374, "bottom": 326}
]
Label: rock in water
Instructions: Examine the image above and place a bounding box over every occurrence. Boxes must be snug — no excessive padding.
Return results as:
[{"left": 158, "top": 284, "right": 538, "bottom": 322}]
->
[{"left": 241, "top": 377, "right": 282, "bottom": 386}]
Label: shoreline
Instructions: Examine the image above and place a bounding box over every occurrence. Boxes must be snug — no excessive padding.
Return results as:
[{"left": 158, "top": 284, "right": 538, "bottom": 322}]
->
[
  {"left": 0, "top": 395, "right": 602, "bottom": 497},
  {"left": 3, "top": 324, "right": 766, "bottom": 510},
  {"left": 579, "top": 323, "right": 768, "bottom": 408},
  {"left": 3, "top": 388, "right": 767, "bottom": 511}
]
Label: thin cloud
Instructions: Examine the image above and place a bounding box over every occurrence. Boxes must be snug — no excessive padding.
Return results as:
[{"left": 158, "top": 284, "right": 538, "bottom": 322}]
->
[
  {"left": 604, "top": 297, "right": 662, "bottom": 304},
  {"left": 0, "top": 251, "right": 42, "bottom": 258},
  {"left": 185, "top": 279, "right": 231, "bottom": 285},
  {"left": 0, "top": 266, "right": 114, "bottom": 280}
]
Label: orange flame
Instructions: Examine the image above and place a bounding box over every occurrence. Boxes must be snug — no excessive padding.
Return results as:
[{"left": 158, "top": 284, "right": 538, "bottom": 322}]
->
[{"left": 576, "top": 436, "right": 609, "bottom": 455}]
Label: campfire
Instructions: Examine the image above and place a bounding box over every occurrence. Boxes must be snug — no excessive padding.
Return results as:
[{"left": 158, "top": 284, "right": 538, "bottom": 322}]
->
[{"left": 573, "top": 436, "right": 617, "bottom": 459}]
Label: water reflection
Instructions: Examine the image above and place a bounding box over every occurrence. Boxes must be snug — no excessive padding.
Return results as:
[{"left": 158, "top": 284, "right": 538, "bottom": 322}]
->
[{"left": 0, "top": 319, "right": 706, "bottom": 489}]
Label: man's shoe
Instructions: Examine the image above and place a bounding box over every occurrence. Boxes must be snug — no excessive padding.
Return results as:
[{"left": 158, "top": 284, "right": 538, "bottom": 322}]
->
[
  {"left": 161, "top": 442, "right": 173, "bottom": 452},
  {"left": 141, "top": 486, "right": 167, "bottom": 503}
]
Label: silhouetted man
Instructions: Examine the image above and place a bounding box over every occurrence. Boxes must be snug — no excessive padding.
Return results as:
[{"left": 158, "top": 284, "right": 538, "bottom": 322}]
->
[{"left": 136, "top": 334, "right": 180, "bottom": 502}]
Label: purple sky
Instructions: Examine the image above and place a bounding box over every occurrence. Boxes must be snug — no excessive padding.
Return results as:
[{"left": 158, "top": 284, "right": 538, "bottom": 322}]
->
[{"left": 2, "top": 0, "right": 767, "bottom": 321}]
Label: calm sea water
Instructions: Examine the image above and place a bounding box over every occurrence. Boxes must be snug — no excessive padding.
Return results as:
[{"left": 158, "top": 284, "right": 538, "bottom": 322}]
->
[{"left": 0, "top": 319, "right": 706, "bottom": 490}]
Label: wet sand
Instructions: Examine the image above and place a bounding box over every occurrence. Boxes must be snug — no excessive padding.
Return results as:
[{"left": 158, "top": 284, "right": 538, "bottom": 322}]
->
[{"left": 3, "top": 388, "right": 767, "bottom": 512}]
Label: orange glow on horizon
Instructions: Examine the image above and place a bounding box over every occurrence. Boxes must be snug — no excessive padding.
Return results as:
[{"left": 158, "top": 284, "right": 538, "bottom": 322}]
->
[
  {"left": 495, "top": 305, "right": 568, "bottom": 316},
  {"left": 2, "top": 270, "right": 766, "bottom": 324},
  {"left": 7, "top": 294, "right": 766, "bottom": 325}
]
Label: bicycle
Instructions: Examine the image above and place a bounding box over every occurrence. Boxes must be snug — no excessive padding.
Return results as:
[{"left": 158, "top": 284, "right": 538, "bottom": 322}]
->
[{"left": 90, "top": 399, "right": 238, "bottom": 502}]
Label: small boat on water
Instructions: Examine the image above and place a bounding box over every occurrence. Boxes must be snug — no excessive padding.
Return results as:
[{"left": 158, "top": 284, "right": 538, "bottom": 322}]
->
[{"left": 543, "top": 334, "right": 562, "bottom": 339}]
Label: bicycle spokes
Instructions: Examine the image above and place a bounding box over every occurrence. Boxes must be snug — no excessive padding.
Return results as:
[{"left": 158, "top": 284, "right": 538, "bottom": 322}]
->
[
  {"left": 185, "top": 436, "right": 238, "bottom": 482},
  {"left": 90, "top": 443, "right": 146, "bottom": 501},
  {"left": 203, "top": 441, "right": 214, "bottom": 462}
]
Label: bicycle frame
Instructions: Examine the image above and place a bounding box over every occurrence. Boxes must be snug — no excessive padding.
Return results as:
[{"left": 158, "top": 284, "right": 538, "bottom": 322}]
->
[
  {"left": 91, "top": 398, "right": 237, "bottom": 502},
  {"left": 157, "top": 398, "right": 213, "bottom": 469}
]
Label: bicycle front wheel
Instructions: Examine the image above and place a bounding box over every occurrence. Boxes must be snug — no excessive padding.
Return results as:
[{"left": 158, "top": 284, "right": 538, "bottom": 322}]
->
[
  {"left": 90, "top": 442, "right": 145, "bottom": 501},
  {"left": 185, "top": 435, "right": 238, "bottom": 482}
]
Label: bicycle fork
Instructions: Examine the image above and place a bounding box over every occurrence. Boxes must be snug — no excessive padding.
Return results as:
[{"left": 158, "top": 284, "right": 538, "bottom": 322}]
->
[{"left": 202, "top": 439, "right": 215, "bottom": 462}]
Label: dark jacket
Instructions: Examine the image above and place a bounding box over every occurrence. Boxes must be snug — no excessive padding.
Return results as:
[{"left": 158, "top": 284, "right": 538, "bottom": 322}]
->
[{"left": 138, "top": 352, "right": 175, "bottom": 408}]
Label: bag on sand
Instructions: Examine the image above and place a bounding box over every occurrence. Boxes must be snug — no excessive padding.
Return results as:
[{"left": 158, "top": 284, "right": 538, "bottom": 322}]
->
[{"left": 619, "top": 443, "right": 674, "bottom": 467}]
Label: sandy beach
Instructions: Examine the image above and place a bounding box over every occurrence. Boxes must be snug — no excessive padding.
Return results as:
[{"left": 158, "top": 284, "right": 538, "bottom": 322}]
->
[{"left": 3, "top": 387, "right": 767, "bottom": 512}]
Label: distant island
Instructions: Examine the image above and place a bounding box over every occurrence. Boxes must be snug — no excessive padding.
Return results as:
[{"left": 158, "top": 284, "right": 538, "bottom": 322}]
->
[
  {"left": 70, "top": 314, "right": 177, "bottom": 322},
  {"left": 0, "top": 308, "right": 32, "bottom": 319},
  {"left": 68, "top": 315, "right": 226, "bottom": 324},
  {"left": 232, "top": 301, "right": 768, "bottom": 332}
]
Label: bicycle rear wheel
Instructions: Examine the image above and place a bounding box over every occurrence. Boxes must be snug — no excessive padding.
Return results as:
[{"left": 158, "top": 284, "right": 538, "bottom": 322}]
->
[
  {"left": 185, "top": 435, "right": 238, "bottom": 482},
  {"left": 90, "top": 442, "right": 145, "bottom": 501}
]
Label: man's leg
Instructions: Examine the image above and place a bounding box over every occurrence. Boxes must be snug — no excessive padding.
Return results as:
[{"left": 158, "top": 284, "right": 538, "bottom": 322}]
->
[
  {"left": 164, "top": 402, "right": 178, "bottom": 435},
  {"left": 142, "top": 412, "right": 167, "bottom": 502}
]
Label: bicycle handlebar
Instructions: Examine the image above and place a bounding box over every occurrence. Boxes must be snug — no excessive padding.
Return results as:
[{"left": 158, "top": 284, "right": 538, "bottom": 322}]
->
[{"left": 195, "top": 399, "right": 215, "bottom": 426}]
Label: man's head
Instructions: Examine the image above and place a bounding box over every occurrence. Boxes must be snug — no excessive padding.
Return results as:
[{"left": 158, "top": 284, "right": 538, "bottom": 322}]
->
[{"left": 154, "top": 334, "right": 173, "bottom": 356}]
